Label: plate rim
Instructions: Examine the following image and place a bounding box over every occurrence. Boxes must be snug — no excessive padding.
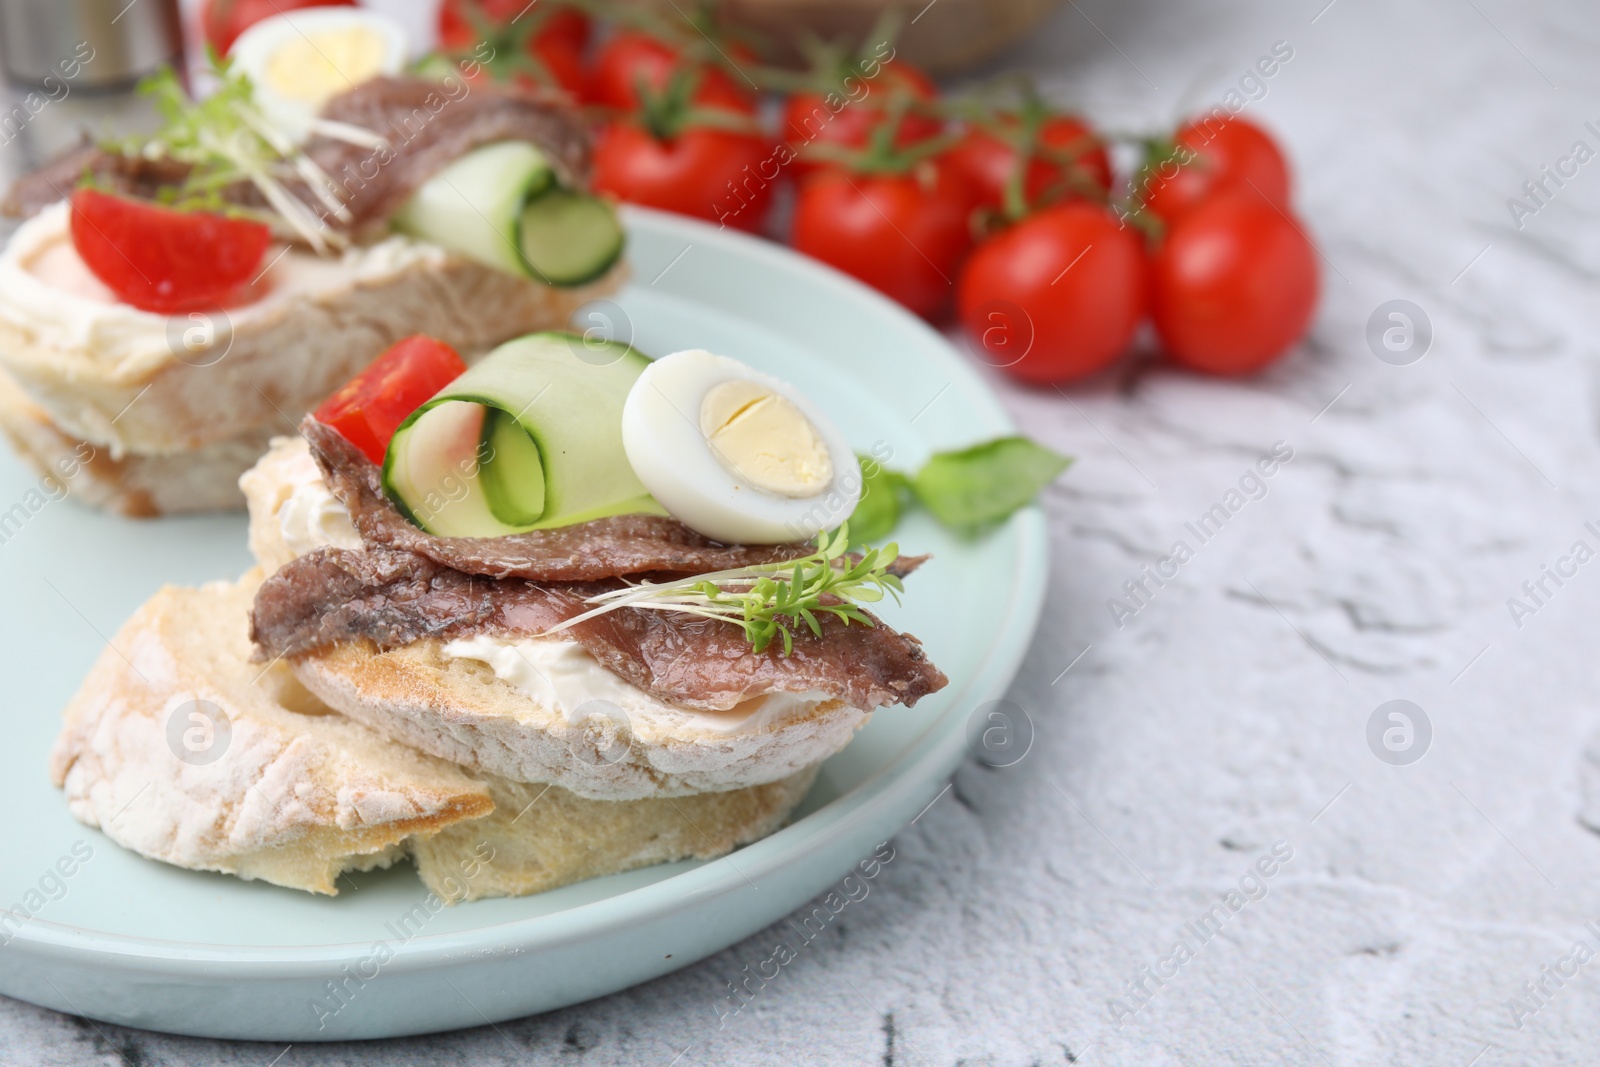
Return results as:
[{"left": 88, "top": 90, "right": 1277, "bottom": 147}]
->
[{"left": 5, "top": 206, "right": 1049, "bottom": 977}]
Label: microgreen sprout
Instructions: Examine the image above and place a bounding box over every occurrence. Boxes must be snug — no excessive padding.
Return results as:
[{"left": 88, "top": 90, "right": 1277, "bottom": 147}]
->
[
  {"left": 542, "top": 524, "right": 903, "bottom": 655},
  {"left": 111, "top": 61, "right": 385, "bottom": 251}
]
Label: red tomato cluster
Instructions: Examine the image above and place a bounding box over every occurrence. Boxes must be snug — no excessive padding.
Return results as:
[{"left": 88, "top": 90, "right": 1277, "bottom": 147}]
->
[
  {"left": 784, "top": 102, "right": 1317, "bottom": 380},
  {"left": 437, "top": 0, "right": 591, "bottom": 100},
  {"left": 585, "top": 30, "right": 757, "bottom": 114},
  {"left": 419, "top": 2, "right": 1318, "bottom": 381},
  {"left": 961, "top": 115, "right": 1319, "bottom": 382},
  {"left": 587, "top": 33, "right": 773, "bottom": 231},
  {"left": 783, "top": 61, "right": 943, "bottom": 180},
  {"left": 435, "top": 5, "right": 775, "bottom": 232},
  {"left": 195, "top": 0, "right": 1320, "bottom": 381},
  {"left": 1136, "top": 119, "right": 1317, "bottom": 377}
]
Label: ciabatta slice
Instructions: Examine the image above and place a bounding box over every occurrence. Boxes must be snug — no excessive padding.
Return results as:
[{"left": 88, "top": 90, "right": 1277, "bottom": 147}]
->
[
  {"left": 50, "top": 576, "right": 820, "bottom": 898},
  {"left": 49, "top": 575, "right": 494, "bottom": 895},
  {"left": 292, "top": 638, "right": 864, "bottom": 801},
  {"left": 413, "top": 767, "right": 817, "bottom": 902}
]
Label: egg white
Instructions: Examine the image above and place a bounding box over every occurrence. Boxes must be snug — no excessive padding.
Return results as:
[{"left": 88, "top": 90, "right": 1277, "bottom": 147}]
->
[
  {"left": 622, "top": 350, "right": 861, "bottom": 545},
  {"left": 231, "top": 9, "right": 409, "bottom": 143}
]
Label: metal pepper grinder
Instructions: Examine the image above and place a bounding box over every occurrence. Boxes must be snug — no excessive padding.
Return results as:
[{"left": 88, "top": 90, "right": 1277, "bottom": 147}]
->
[{"left": 0, "top": 0, "right": 184, "bottom": 175}]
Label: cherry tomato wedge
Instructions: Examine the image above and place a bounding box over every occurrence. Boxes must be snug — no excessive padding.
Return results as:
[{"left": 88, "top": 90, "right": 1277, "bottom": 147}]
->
[
  {"left": 70, "top": 188, "right": 272, "bottom": 315},
  {"left": 783, "top": 60, "right": 942, "bottom": 177},
  {"left": 314, "top": 336, "right": 468, "bottom": 464},
  {"left": 594, "top": 121, "right": 775, "bottom": 231},
  {"left": 1150, "top": 190, "right": 1319, "bottom": 375},
  {"left": 1137, "top": 115, "right": 1291, "bottom": 224},
  {"left": 586, "top": 31, "right": 756, "bottom": 115},
  {"left": 792, "top": 161, "right": 972, "bottom": 318},
  {"left": 958, "top": 202, "right": 1147, "bottom": 384},
  {"left": 202, "top": 0, "right": 354, "bottom": 55},
  {"left": 946, "top": 115, "right": 1113, "bottom": 212}
]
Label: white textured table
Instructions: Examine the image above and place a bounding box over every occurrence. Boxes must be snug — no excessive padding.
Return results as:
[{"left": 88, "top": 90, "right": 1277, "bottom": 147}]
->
[{"left": 4, "top": 0, "right": 1597, "bottom": 1062}]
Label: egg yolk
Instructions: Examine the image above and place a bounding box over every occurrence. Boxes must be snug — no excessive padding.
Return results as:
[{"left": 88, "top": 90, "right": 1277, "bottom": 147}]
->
[
  {"left": 264, "top": 28, "right": 388, "bottom": 106},
  {"left": 699, "top": 379, "right": 833, "bottom": 498}
]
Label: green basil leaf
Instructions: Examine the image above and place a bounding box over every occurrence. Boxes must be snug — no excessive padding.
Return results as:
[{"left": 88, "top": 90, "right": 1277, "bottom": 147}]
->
[
  {"left": 845, "top": 454, "right": 910, "bottom": 544},
  {"left": 910, "top": 436, "right": 1070, "bottom": 531}
]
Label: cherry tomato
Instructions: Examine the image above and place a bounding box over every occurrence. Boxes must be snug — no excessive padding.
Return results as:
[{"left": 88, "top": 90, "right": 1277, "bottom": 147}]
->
[
  {"left": 70, "top": 189, "right": 271, "bottom": 315},
  {"left": 533, "top": 37, "right": 587, "bottom": 100},
  {"left": 438, "top": 0, "right": 588, "bottom": 52},
  {"left": 1150, "top": 190, "right": 1319, "bottom": 375},
  {"left": 314, "top": 336, "right": 468, "bottom": 464},
  {"left": 783, "top": 60, "right": 942, "bottom": 176},
  {"left": 792, "top": 161, "right": 973, "bottom": 318},
  {"left": 1138, "top": 115, "right": 1290, "bottom": 224},
  {"left": 586, "top": 31, "right": 756, "bottom": 115},
  {"left": 946, "top": 115, "right": 1113, "bottom": 212},
  {"left": 201, "top": 0, "right": 355, "bottom": 56},
  {"left": 594, "top": 121, "right": 774, "bottom": 231},
  {"left": 437, "top": 0, "right": 590, "bottom": 98},
  {"left": 957, "top": 202, "right": 1146, "bottom": 384}
]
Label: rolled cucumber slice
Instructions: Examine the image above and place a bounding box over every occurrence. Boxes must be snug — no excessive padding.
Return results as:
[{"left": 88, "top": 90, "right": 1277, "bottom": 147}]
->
[
  {"left": 392, "top": 141, "right": 553, "bottom": 278},
  {"left": 383, "top": 331, "right": 662, "bottom": 536},
  {"left": 392, "top": 142, "right": 624, "bottom": 287},
  {"left": 382, "top": 400, "right": 505, "bottom": 538},
  {"left": 518, "top": 190, "right": 625, "bottom": 287},
  {"left": 478, "top": 407, "right": 546, "bottom": 527}
]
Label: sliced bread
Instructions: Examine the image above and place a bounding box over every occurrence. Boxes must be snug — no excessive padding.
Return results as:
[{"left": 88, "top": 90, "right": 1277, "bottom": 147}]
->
[
  {"left": 51, "top": 575, "right": 821, "bottom": 897},
  {"left": 48, "top": 574, "right": 495, "bottom": 894},
  {"left": 0, "top": 201, "right": 627, "bottom": 457},
  {"left": 413, "top": 766, "right": 817, "bottom": 902},
  {"left": 0, "top": 368, "right": 275, "bottom": 517},
  {"left": 292, "top": 638, "right": 864, "bottom": 801}
]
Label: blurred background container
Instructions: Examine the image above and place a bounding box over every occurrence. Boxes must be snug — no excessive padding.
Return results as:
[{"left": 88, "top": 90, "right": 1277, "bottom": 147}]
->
[
  {"left": 0, "top": 0, "right": 182, "bottom": 87},
  {"left": 0, "top": 0, "right": 180, "bottom": 177},
  {"left": 691, "top": 0, "right": 1063, "bottom": 75}
]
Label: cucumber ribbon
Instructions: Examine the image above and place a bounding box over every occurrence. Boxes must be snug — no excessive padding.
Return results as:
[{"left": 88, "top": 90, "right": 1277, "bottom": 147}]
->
[
  {"left": 392, "top": 141, "right": 625, "bottom": 287},
  {"left": 383, "top": 331, "right": 662, "bottom": 536}
]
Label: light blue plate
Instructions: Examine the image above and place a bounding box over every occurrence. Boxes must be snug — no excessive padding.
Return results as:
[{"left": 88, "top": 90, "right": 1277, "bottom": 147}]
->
[{"left": 0, "top": 207, "right": 1046, "bottom": 1040}]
